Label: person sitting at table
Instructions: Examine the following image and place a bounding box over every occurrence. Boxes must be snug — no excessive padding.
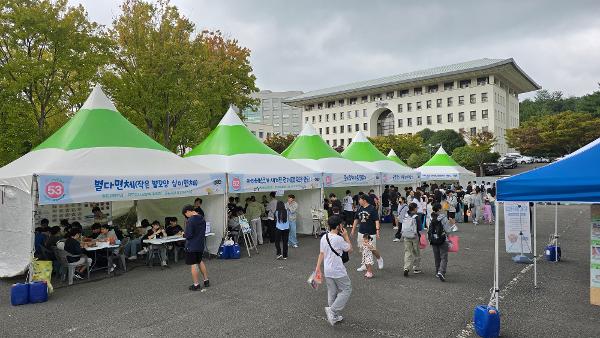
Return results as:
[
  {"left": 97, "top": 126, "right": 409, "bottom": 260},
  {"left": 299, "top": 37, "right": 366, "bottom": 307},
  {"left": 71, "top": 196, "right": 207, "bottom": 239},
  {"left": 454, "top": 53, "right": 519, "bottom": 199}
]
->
[
  {"left": 64, "top": 228, "right": 92, "bottom": 280},
  {"left": 227, "top": 209, "right": 241, "bottom": 241},
  {"left": 96, "top": 224, "right": 117, "bottom": 243},
  {"left": 89, "top": 223, "right": 102, "bottom": 239},
  {"left": 166, "top": 217, "right": 184, "bottom": 236},
  {"left": 45, "top": 226, "right": 62, "bottom": 253},
  {"left": 194, "top": 198, "right": 205, "bottom": 217},
  {"left": 34, "top": 226, "right": 50, "bottom": 259},
  {"left": 143, "top": 220, "right": 168, "bottom": 267}
]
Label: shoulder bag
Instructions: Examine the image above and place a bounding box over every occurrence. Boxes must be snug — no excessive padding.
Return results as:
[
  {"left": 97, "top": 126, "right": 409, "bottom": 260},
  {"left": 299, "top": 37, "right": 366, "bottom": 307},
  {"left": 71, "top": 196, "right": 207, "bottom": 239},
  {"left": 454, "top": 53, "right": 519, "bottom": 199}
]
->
[{"left": 325, "top": 233, "right": 349, "bottom": 264}]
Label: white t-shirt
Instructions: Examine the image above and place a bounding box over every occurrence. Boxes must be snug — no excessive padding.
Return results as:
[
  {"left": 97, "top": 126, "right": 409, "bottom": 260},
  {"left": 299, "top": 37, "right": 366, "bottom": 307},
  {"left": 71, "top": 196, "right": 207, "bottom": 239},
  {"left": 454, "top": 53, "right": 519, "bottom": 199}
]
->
[
  {"left": 343, "top": 196, "right": 354, "bottom": 212},
  {"left": 320, "top": 232, "right": 350, "bottom": 278}
]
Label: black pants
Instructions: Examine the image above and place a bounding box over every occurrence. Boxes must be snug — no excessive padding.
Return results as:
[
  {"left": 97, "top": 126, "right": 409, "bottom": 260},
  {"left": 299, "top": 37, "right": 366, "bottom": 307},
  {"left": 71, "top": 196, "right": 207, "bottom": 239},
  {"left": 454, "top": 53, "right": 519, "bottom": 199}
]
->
[
  {"left": 275, "top": 229, "right": 290, "bottom": 258},
  {"left": 343, "top": 211, "right": 354, "bottom": 226},
  {"left": 266, "top": 219, "right": 276, "bottom": 242}
]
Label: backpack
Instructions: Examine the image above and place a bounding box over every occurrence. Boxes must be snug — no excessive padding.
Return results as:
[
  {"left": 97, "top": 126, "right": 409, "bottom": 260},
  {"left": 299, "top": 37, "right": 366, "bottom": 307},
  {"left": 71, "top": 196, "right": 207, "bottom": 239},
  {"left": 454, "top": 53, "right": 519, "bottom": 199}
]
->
[
  {"left": 428, "top": 213, "right": 447, "bottom": 245},
  {"left": 401, "top": 214, "right": 418, "bottom": 239}
]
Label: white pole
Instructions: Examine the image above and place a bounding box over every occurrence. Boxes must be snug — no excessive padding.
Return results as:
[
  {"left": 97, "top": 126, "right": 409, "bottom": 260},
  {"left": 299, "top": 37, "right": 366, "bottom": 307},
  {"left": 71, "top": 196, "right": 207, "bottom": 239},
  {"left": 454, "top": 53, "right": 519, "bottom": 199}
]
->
[
  {"left": 555, "top": 203, "right": 558, "bottom": 241},
  {"left": 493, "top": 201, "right": 500, "bottom": 308},
  {"left": 533, "top": 203, "right": 538, "bottom": 288}
]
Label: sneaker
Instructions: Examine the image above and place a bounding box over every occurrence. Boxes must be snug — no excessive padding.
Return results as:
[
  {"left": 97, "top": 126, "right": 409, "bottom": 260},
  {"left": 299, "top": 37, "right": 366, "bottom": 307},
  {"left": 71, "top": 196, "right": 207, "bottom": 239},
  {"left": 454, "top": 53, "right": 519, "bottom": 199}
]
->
[
  {"left": 73, "top": 273, "right": 84, "bottom": 280},
  {"left": 403, "top": 269, "right": 409, "bottom": 277},
  {"left": 137, "top": 248, "right": 148, "bottom": 255},
  {"left": 437, "top": 272, "right": 446, "bottom": 282},
  {"left": 203, "top": 280, "right": 210, "bottom": 287},
  {"left": 357, "top": 265, "right": 367, "bottom": 272},
  {"left": 276, "top": 255, "right": 283, "bottom": 260},
  {"left": 365, "top": 271, "right": 373, "bottom": 278},
  {"left": 413, "top": 269, "right": 422, "bottom": 274},
  {"left": 392, "top": 238, "right": 401, "bottom": 242},
  {"left": 127, "top": 255, "right": 137, "bottom": 261},
  {"left": 324, "top": 307, "right": 336, "bottom": 326},
  {"left": 335, "top": 315, "right": 344, "bottom": 322},
  {"left": 283, "top": 257, "right": 287, "bottom": 260},
  {"left": 392, "top": 226, "right": 398, "bottom": 230},
  {"left": 377, "top": 257, "right": 384, "bottom": 269},
  {"left": 189, "top": 284, "right": 201, "bottom": 291},
  {"left": 109, "top": 263, "right": 116, "bottom": 273},
  {"left": 161, "top": 261, "right": 167, "bottom": 267},
  {"left": 292, "top": 244, "right": 299, "bottom": 248}
]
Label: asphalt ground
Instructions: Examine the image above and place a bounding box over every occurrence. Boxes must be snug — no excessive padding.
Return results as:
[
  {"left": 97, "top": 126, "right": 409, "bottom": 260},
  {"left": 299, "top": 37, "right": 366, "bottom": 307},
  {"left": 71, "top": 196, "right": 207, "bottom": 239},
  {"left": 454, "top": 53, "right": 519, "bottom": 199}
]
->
[{"left": 1, "top": 204, "right": 599, "bottom": 337}]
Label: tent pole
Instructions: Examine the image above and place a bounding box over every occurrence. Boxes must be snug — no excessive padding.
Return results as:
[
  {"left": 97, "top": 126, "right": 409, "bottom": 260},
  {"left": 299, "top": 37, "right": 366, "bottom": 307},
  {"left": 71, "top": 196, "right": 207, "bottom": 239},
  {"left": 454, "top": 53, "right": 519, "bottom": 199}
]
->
[
  {"left": 533, "top": 203, "right": 538, "bottom": 288},
  {"left": 29, "top": 175, "right": 39, "bottom": 282},
  {"left": 224, "top": 174, "right": 229, "bottom": 240},
  {"left": 555, "top": 203, "right": 558, "bottom": 242},
  {"left": 492, "top": 201, "right": 500, "bottom": 309}
]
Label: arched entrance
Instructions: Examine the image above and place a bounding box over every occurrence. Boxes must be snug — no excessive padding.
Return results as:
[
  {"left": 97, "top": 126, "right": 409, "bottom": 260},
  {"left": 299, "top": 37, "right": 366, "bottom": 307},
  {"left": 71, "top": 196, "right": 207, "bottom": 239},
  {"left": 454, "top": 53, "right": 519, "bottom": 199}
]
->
[{"left": 376, "top": 109, "right": 395, "bottom": 136}]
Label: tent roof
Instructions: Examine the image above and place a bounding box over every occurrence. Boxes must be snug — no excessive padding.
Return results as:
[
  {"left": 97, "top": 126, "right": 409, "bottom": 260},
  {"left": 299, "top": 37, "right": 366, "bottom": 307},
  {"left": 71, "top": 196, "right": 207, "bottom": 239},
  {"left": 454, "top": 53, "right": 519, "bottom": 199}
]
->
[
  {"left": 421, "top": 146, "right": 461, "bottom": 167},
  {"left": 282, "top": 124, "right": 342, "bottom": 160},
  {"left": 341, "top": 132, "right": 389, "bottom": 162},
  {"left": 497, "top": 138, "right": 600, "bottom": 202},
  {"left": 387, "top": 149, "right": 409, "bottom": 167},
  {"left": 417, "top": 146, "right": 476, "bottom": 181},
  {"left": 185, "top": 107, "right": 277, "bottom": 156},
  {"left": 0, "top": 85, "right": 221, "bottom": 194}
]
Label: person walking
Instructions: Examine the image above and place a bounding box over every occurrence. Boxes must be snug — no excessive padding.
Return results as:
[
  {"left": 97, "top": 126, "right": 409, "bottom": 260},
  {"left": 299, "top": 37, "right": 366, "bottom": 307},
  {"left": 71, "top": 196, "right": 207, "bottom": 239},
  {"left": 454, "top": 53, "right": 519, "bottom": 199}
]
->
[
  {"left": 274, "top": 201, "right": 290, "bottom": 260},
  {"left": 182, "top": 205, "right": 210, "bottom": 291},
  {"left": 429, "top": 203, "right": 454, "bottom": 282},
  {"left": 267, "top": 192, "right": 278, "bottom": 242},
  {"left": 351, "top": 195, "right": 384, "bottom": 271},
  {"left": 446, "top": 190, "right": 458, "bottom": 221},
  {"left": 246, "top": 196, "right": 265, "bottom": 245},
  {"left": 315, "top": 215, "right": 353, "bottom": 326},
  {"left": 342, "top": 190, "right": 355, "bottom": 227},
  {"left": 401, "top": 202, "right": 422, "bottom": 276},
  {"left": 393, "top": 197, "right": 409, "bottom": 242},
  {"left": 286, "top": 194, "right": 299, "bottom": 248},
  {"left": 389, "top": 186, "right": 399, "bottom": 229},
  {"left": 471, "top": 187, "right": 484, "bottom": 225}
]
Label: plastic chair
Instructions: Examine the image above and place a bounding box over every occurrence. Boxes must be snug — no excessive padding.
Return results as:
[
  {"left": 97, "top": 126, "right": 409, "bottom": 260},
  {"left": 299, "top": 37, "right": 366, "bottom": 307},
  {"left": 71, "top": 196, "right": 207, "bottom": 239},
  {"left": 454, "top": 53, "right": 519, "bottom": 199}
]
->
[{"left": 55, "top": 248, "right": 90, "bottom": 285}]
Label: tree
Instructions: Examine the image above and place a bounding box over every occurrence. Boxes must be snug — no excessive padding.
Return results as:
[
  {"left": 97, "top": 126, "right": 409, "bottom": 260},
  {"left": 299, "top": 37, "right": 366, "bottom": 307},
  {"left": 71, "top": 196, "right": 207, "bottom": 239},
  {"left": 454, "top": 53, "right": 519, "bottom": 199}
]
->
[
  {"left": 460, "top": 130, "right": 497, "bottom": 176},
  {"left": 102, "top": 0, "right": 257, "bottom": 152},
  {"left": 369, "top": 134, "right": 427, "bottom": 161},
  {"left": 407, "top": 152, "right": 431, "bottom": 168},
  {"left": 452, "top": 146, "right": 499, "bottom": 175},
  {"left": 426, "top": 129, "right": 466, "bottom": 154},
  {"left": 416, "top": 128, "right": 435, "bottom": 143},
  {"left": 507, "top": 111, "right": 600, "bottom": 157},
  {"left": 264, "top": 134, "right": 296, "bottom": 153},
  {"left": 0, "top": 0, "right": 111, "bottom": 145}
]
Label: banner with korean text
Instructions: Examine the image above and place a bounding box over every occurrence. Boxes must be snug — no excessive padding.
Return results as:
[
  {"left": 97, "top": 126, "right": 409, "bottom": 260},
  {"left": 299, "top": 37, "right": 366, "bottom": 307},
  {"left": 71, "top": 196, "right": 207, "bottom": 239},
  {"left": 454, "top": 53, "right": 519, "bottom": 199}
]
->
[
  {"left": 37, "top": 174, "right": 225, "bottom": 205},
  {"left": 322, "top": 173, "right": 380, "bottom": 188},
  {"left": 504, "top": 202, "right": 532, "bottom": 254},
  {"left": 228, "top": 173, "right": 321, "bottom": 193}
]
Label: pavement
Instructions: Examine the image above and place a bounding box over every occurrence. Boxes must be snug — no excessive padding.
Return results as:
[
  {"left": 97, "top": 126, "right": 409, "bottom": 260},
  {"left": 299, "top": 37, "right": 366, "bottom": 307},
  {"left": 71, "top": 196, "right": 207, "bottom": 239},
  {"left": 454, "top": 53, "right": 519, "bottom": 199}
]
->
[{"left": 1, "top": 204, "right": 600, "bottom": 337}]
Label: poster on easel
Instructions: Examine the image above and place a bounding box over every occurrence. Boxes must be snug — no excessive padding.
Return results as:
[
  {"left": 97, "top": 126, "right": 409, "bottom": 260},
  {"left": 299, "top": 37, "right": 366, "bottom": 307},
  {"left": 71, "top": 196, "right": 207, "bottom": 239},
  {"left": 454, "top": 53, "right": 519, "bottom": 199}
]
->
[
  {"left": 591, "top": 204, "right": 600, "bottom": 306},
  {"left": 34, "top": 201, "right": 112, "bottom": 228},
  {"left": 504, "top": 202, "right": 531, "bottom": 254}
]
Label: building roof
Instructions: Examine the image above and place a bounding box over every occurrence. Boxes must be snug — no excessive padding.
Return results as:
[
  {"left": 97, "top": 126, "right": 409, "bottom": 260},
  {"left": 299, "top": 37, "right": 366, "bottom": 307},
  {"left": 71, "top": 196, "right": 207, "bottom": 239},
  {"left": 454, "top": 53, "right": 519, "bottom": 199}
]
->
[{"left": 285, "top": 58, "right": 540, "bottom": 104}]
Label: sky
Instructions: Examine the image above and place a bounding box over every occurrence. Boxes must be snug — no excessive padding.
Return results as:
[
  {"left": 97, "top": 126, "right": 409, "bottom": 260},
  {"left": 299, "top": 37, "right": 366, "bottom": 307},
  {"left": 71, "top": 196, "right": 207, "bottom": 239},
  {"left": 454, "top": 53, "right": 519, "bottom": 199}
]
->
[{"left": 70, "top": 0, "right": 600, "bottom": 99}]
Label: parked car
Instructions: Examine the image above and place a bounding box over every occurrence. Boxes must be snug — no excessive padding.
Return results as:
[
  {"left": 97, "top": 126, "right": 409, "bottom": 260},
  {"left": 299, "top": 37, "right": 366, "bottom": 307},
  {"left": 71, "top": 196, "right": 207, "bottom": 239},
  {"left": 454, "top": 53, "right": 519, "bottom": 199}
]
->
[
  {"left": 500, "top": 158, "right": 517, "bottom": 169},
  {"left": 483, "top": 163, "right": 505, "bottom": 176}
]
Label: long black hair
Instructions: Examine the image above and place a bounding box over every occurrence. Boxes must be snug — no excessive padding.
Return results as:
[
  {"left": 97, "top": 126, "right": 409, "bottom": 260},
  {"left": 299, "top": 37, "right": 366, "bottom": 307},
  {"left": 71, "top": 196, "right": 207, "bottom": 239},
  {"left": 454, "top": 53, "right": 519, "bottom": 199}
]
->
[{"left": 275, "top": 200, "right": 288, "bottom": 223}]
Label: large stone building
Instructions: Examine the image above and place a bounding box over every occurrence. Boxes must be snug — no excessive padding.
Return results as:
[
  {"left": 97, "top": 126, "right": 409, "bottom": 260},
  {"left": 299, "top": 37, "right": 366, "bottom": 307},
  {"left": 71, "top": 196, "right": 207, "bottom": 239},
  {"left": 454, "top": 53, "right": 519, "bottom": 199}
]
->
[
  {"left": 242, "top": 90, "right": 304, "bottom": 138},
  {"left": 284, "top": 58, "right": 539, "bottom": 154}
]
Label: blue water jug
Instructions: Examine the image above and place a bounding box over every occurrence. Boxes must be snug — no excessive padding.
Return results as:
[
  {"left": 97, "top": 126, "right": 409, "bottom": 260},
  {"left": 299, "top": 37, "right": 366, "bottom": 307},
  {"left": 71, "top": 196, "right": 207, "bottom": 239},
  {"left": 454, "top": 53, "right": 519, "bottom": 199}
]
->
[
  {"left": 29, "top": 281, "right": 48, "bottom": 303},
  {"left": 231, "top": 244, "right": 241, "bottom": 259},
  {"left": 11, "top": 283, "right": 30, "bottom": 306},
  {"left": 221, "top": 245, "right": 234, "bottom": 259},
  {"left": 474, "top": 305, "right": 500, "bottom": 338},
  {"left": 544, "top": 245, "right": 561, "bottom": 262}
]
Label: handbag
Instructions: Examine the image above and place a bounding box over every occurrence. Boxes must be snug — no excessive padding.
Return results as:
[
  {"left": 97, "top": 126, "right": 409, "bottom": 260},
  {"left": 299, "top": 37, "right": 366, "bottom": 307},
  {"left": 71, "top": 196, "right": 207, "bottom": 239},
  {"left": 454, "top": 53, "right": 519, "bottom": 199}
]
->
[
  {"left": 448, "top": 235, "right": 460, "bottom": 253},
  {"left": 325, "top": 233, "right": 349, "bottom": 264},
  {"left": 419, "top": 232, "right": 428, "bottom": 250}
]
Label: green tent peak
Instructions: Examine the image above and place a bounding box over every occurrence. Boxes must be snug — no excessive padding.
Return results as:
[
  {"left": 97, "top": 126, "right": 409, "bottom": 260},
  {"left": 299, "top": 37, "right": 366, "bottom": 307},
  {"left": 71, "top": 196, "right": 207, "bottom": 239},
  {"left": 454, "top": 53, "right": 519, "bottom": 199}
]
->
[
  {"left": 282, "top": 124, "right": 341, "bottom": 159},
  {"left": 421, "top": 146, "right": 461, "bottom": 166},
  {"left": 387, "top": 149, "right": 409, "bottom": 167},
  {"left": 341, "top": 132, "right": 389, "bottom": 162}
]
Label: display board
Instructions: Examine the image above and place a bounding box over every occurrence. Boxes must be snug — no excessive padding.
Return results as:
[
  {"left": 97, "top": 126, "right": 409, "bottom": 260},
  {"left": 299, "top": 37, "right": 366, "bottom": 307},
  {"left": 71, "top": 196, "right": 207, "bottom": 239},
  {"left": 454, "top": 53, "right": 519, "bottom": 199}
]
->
[
  {"left": 504, "top": 202, "right": 531, "bottom": 254},
  {"left": 35, "top": 201, "right": 112, "bottom": 227}
]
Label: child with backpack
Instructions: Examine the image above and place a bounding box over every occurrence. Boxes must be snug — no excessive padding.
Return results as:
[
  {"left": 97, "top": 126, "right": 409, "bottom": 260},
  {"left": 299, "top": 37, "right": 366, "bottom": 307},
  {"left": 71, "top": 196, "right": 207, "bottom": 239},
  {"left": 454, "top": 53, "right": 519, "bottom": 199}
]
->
[
  {"left": 361, "top": 233, "right": 375, "bottom": 278},
  {"left": 401, "top": 203, "right": 422, "bottom": 277},
  {"left": 428, "top": 203, "right": 456, "bottom": 282}
]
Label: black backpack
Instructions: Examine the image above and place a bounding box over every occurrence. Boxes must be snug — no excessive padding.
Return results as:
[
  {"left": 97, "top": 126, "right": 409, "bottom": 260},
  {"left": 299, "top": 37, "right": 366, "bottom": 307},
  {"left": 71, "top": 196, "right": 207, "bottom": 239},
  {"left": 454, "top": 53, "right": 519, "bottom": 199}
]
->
[{"left": 428, "top": 213, "right": 446, "bottom": 245}]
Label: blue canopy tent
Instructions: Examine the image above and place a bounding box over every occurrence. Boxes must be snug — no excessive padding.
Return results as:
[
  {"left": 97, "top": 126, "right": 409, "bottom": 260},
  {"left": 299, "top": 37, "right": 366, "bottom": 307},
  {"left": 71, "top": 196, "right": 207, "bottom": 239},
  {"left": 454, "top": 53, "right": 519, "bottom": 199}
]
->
[{"left": 485, "top": 137, "right": 600, "bottom": 312}]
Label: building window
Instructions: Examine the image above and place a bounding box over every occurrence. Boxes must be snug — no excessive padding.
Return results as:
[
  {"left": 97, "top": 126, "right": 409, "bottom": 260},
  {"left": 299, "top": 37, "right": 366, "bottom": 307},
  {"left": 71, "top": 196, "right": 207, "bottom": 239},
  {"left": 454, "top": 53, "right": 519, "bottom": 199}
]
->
[
  {"left": 361, "top": 96, "right": 368, "bottom": 103},
  {"left": 326, "top": 114, "right": 329, "bottom": 122},
  {"left": 340, "top": 112, "right": 344, "bottom": 120},
  {"left": 458, "top": 96, "right": 464, "bottom": 105},
  {"left": 407, "top": 103, "right": 412, "bottom": 112},
  {"left": 340, "top": 125, "right": 345, "bottom": 133},
  {"left": 414, "top": 87, "right": 422, "bottom": 96},
  {"left": 312, "top": 116, "right": 315, "bottom": 123},
  {"left": 417, "top": 102, "right": 422, "bottom": 110},
  {"left": 444, "top": 82, "right": 454, "bottom": 90},
  {"left": 333, "top": 113, "right": 337, "bottom": 121},
  {"left": 306, "top": 104, "right": 314, "bottom": 111},
  {"left": 319, "top": 128, "right": 322, "bottom": 135},
  {"left": 258, "top": 131, "right": 264, "bottom": 138},
  {"left": 427, "top": 84, "right": 439, "bottom": 93},
  {"left": 470, "top": 94, "right": 476, "bottom": 104},
  {"left": 340, "top": 139, "right": 345, "bottom": 146},
  {"left": 482, "top": 109, "right": 488, "bottom": 119},
  {"left": 482, "top": 126, "right": 489, "bottom": 133},
  {"left": 346, "top": 111, "right": 351, "bottom": 119},
  {"left": 333, "top": 139, "right": 337, "bottom": 147},
  {"left": 459, "top": 79, "right": 471, "bottom": 88},
  {"left": 398, "top": 104, "right": 403, "bottom": 113},
  {"left": 333, "top": 126, "right": 337, "bottom": 134},
  {"left": 458, "top": 112, "right": 465, "bottom": 122},
  {"left": 371, "top": 93, "right": 382, "bottom": 102},
  {"left": 264, "top": 115, "right": 271, "bottom": 120},
  {"left": 326, "top": 127, "right": 330, "bottom": 134},
  {"left": 355, "top": 123, "right": 359, "bottom": 131},
  {"left": 417, "top": 117, "right": 422, "bottom": 126},
  {"left": 426, "top": 116, "right": 432, "bottom": 125},
  {"left": 447, "top": 113, "right": 453, "bottom": 123},
  {"left": 326, "top": 140, "right": 330, "bottom": 145},
  {"left": 437, "top": 114, "right": 442, "bottom": 123},
  {"left": 477, "top": 76, "right": 488, "bottom": 86},
  {"left": 348, "top": 138, "right": 352, "bottom": 145},
  {"left": 349, "top": 97, "right": 357, "bottom": 105},
  {"left": 363, "top": 123, "right": 368, "bottom": 131},
  {"left": 355, "top": 110, "right": 359, "bottom": 118},
  {"left": 338, "top": 99, "right": 345, "bottom": 106},
  {"left": 426, "top": 100, "right": 432, "bottom": 109},
  {"left": 398, "top": 119, "right": 403, "bottom": 128},
  {"left": 481, "top": 92, "right": 488, "bottom": 102},
  {"left": 436, "top": 99, "right": 442, "bottom": 108},
  {"left": 319, "top": 115, "right": 322, "bottom": 122},
  {"left": 305, "top": 117, "right": 309, "bottom": 123},
  {"left": 399, "top": 89, "right": 409, "bottom": 97},
  {"left": 470, "top": 111, "right": 476, "bottom": 121},
  {"left": 317, "top": 103, "right": 323, "bottom": 109},
  {"left": 407, "top": 118, "right": 412, "bottom": 127},
  {"left": 447, "top": 97, "right": 453, "bottom": 107},
  {"left": 327, "top": 101, "right": 335, "bottom": 108},
  {"left": 470, "top": 127, "right": 477, "bottom": 136},
  {"left": 348, "top": 124, "right": 352, "bottom": 132},
  {"left": 363, "top": 109, "right": 367, "bottom": 117},
  {"left": 386, "top": 92, "right": 394, "bottom": 99}
]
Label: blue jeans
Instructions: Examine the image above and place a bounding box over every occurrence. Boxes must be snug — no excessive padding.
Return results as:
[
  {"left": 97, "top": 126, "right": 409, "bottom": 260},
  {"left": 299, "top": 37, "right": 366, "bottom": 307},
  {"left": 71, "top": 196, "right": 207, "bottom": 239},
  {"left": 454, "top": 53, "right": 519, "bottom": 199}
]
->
[
  {"left": 125, "top": 237, "right": 142, "bottom": 257},
  {"left": 288, "top": 220, "right": 298, "bottom": 246}
]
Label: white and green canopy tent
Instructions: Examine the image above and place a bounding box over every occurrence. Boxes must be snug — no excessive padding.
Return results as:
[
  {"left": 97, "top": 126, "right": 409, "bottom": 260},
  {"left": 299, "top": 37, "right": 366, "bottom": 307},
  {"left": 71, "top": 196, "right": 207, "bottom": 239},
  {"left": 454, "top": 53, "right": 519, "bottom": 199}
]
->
[
  {"left": 185, "top": 107, "right": 321, "bottom": 234},
  {"left": 282, "top": 124, "right": 379, "bottom": 202},
  {"left": 387, "top": 149, "right": 410, "bottom": 167},
  {"left": 0, "top": 85, "right": 226, "bottom": 277},
  {"left": 341, "top": 132, "right": 420, "bottom": 187},
  {"left": 417, "top": 146, "right": 476, "bottom": 186}
]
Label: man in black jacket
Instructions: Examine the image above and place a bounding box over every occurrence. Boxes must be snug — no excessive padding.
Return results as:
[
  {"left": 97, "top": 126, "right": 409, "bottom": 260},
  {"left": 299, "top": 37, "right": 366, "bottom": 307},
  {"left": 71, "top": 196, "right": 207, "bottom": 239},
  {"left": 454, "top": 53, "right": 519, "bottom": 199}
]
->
[{"left": 182, "top": 205, "right": 210, "bottom": 291}]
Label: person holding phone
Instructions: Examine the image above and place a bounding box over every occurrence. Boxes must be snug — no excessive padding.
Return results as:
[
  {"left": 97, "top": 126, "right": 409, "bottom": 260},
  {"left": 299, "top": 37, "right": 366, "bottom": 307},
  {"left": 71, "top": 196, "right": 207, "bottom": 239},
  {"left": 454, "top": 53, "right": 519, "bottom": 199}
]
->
[{"left": 315, "top": 215, "right": 353, "bottom": 326}]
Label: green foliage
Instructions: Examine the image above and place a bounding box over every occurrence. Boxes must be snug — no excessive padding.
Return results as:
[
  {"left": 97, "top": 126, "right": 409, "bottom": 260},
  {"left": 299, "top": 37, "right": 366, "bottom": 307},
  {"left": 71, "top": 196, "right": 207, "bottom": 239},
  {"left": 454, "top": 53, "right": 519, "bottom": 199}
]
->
[
  {"left": 0, "top": 0, "right": 111, "bottom": 165},
  {"left": 416, "top": 128, "right": 435, "bottom": 143},
  {"left": 507, "top": 111, "right": 600, "bottom": 157},
  {"left": 520, "top": 86, "right": 600, "bottom": 122},
  {"left": 264, "top": 134, "right": 296, "bottom": 154},
  {"left": 455, "top": 131, "right": 498, "bottom": 176},
  {"left": 426, "top": 129, "right": 466, "bottom": 154},
  {"left": 368, "top": 134, "right": 427, "bottom": 161},
  {"left": 407, "top": 152, "right": 431, "bottom": 168}
]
